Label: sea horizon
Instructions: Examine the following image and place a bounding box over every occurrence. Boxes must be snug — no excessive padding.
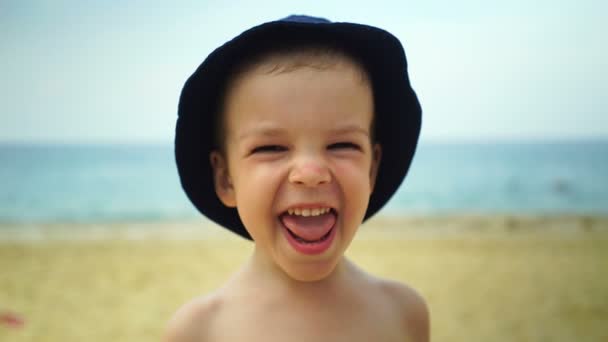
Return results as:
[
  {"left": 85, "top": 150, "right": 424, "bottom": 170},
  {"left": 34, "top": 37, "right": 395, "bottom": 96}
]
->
[{"left": 1, "top": 138, "right": 607, "bottom": 224}]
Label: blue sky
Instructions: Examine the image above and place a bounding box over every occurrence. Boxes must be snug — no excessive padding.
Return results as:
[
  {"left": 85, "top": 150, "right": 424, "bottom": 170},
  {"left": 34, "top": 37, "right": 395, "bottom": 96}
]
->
[{"left": 1, "top": 0, "right": 606, "bottom": 143}]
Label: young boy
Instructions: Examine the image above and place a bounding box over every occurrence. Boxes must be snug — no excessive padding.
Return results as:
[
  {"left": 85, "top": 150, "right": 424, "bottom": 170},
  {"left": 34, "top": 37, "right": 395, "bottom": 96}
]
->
[{"left": 168, "top": 15, "right": 428, "bottom": 341}]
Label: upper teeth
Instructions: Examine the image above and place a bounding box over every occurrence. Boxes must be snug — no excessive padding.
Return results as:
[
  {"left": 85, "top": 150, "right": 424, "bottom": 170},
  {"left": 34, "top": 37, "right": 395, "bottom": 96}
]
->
[{"left": 287, "top": 207, "right": 331, "bottom": 217}]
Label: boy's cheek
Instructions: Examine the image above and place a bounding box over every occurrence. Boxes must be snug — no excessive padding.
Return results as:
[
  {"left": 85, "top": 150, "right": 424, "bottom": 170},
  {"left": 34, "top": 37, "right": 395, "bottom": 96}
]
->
[
  {"left": 231, "top": 165, "right": 281, "bottom": 193},
  {"left": 332, "top": 161, "right": 374, "bottom": 193}
]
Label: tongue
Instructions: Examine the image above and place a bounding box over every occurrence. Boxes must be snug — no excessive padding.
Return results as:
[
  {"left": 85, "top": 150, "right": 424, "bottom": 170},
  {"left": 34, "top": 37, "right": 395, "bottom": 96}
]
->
[{"left": 281, "top": 212, "right": 336, "bottom": 241}]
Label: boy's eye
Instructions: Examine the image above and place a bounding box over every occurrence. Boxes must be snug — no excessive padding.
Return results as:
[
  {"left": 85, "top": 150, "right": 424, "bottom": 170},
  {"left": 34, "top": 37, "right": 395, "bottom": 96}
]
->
[
  {"left": 251, "top": 145, "right": 287, "bottom": 154},
  {"left": 328, "top": 142, "right": 361, "bottom": 151}
]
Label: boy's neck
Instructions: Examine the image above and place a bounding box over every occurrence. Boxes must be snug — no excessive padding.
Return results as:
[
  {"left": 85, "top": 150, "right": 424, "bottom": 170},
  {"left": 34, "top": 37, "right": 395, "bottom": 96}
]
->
[{"left": 239, "top": 246, "right": 358, "bottom": 295}]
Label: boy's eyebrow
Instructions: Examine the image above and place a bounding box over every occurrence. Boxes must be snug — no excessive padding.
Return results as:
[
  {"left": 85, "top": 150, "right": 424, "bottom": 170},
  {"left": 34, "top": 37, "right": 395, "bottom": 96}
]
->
[
  {"left": 236, "top": 126, "right": 285, "bottom": 141},
  {"left": 236, "top": 124, "right": 370, "bottom": 140},
  {"left": 329, "top": 124, "right": 370, "bottom": 137}
]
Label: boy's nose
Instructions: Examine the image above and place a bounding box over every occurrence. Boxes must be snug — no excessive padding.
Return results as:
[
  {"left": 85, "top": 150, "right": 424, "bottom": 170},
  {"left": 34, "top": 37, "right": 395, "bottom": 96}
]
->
[{"left": 288, "top": 159, "right": 331, "bottom": 187}]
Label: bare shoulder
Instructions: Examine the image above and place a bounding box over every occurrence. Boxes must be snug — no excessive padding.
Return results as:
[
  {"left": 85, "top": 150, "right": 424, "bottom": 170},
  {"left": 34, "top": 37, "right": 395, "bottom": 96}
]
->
[
  {"left": 162, "top": 293, "right": 222, "bottom": 342},
  {"left": 377, "top": 279, "right": 430, "bottom": 342}
]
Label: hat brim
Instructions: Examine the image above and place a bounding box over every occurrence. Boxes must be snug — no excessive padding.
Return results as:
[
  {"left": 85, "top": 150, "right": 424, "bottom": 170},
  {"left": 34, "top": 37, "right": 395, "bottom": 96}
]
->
[{"left": 176, "top": 18, "right": 421, "bottom": 240}]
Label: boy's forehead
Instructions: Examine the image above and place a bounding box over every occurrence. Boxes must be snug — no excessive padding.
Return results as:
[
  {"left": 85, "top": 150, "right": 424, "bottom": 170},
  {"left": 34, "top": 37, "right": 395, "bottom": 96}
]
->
[
  {"left": 223, "top": 64, "right": 374, "bottom": 140},
  {"left": 224, "top": 52, "right": 371, "bottom": 112}
]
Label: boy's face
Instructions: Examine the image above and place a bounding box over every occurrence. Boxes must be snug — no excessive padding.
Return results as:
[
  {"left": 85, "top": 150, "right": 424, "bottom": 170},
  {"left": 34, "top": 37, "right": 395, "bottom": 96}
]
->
[{"left": 210, "top": 57, "right": 381, "bottom": 281}]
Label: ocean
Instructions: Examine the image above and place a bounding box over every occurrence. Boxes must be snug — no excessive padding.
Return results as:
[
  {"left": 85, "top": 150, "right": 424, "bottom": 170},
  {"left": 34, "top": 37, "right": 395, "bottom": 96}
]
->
[{"left": 1, "top": 141, "right": 607, "bottom": 223}]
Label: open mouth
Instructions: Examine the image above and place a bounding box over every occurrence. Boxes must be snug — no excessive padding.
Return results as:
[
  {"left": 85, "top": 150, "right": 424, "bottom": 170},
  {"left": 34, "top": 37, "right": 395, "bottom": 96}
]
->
[{"left": 279, "top": 207, "right": 337, "bottom": 254}]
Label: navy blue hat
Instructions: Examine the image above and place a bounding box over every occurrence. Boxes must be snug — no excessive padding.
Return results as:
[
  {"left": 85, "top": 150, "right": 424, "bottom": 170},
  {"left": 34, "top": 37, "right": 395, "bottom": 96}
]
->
[{"left": 176, "top": 15, "right": 421, "bottom": 240}]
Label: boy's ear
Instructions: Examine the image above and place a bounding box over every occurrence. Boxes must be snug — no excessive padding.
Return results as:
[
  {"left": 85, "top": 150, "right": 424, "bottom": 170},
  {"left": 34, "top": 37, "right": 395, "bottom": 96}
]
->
[
  {"left": 369, "top": 143, "right": 382, "bottom": 192},
  {"left": 209, "top": 151, "right": 237, "bottom": 208}
]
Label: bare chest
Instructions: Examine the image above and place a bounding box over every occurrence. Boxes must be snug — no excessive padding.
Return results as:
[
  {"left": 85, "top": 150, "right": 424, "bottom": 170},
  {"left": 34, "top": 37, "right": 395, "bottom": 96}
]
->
[{"left": 207, "top": 302, "right": 407, "bottom": 342}]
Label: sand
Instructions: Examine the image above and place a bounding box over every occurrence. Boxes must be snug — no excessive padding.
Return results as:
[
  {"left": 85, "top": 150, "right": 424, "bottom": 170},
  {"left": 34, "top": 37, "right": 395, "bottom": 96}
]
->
[{"left": 1, "top": 215, "right": 607, "bottom": 341}]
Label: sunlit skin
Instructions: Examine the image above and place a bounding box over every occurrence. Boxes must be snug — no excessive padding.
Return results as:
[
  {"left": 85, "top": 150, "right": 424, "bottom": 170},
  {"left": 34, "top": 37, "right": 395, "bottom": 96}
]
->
[{"left": 164, "top": 56, "right": 429, "bottom": 342}]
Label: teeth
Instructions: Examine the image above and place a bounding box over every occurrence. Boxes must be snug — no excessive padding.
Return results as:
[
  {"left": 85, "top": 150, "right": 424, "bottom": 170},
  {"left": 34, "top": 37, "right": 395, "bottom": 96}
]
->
[{"left": 286, "top": 207, "right": 331, "bottom": 217}]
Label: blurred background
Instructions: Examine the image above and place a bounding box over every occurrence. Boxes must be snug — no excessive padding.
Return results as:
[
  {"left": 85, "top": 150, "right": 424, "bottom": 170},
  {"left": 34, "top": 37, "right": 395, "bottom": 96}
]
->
[{"left": 1, "top": 1, "right": 607, "bottom": 341}]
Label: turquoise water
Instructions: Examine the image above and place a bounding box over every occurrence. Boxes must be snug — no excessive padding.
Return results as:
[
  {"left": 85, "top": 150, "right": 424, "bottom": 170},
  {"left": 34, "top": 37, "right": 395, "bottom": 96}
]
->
[
  {"left": 1, "top": 141, "right": 607, "bottom": 223},
  {"left": 383, "top": 141, "right": 608, "bottom": 215}
]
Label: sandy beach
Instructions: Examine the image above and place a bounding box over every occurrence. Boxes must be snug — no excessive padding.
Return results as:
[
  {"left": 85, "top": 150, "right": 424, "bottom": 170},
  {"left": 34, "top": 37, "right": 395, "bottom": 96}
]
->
[{"left": 1, "top": 214, "right": 607, "bottom": 341}]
